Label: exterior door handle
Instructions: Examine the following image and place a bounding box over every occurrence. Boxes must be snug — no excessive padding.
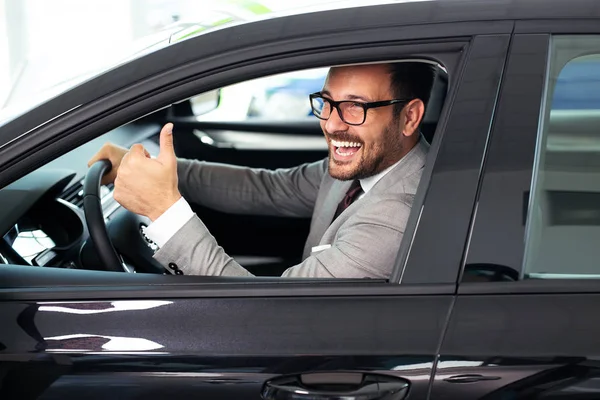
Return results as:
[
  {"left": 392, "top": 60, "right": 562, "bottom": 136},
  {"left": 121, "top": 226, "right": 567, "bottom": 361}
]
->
[
  {"left": 261, "top": 372, "right": 409, "bottom": 400},
  {"left": 443, "top": 374, "right": 502, "bottom": 383}
]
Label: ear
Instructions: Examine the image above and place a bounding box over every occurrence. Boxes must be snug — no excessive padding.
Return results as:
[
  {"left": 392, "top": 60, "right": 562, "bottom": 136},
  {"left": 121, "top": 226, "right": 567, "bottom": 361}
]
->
[{"left": 401, "top": 99, "right": 425, "bottom": 138}]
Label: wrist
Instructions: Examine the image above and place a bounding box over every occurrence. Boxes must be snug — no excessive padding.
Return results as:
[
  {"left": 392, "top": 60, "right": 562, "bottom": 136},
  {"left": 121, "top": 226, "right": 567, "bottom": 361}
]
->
[{"left": 148, "top": 193, "right": 182, "bottom": 221}]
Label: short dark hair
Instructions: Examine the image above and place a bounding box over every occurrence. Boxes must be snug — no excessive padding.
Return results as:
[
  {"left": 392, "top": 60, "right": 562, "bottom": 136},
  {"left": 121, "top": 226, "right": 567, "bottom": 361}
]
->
[{"left": 387, "top": 62, "right": 437, "bottom": 117}]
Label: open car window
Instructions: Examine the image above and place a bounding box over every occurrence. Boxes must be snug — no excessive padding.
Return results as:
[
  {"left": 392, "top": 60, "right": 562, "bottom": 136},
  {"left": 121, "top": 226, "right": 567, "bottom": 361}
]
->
[{"left": 0, "top": 59, "right": 449, "bottom": 281}]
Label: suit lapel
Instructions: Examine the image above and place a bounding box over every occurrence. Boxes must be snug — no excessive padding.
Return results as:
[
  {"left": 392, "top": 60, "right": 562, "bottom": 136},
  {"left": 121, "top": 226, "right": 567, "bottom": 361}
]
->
[{"left": 303, "top": 179, "right": 352, "bottom": 258}]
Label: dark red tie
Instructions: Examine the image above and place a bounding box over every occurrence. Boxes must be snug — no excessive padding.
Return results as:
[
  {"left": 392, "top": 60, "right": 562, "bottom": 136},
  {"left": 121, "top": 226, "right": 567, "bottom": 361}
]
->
[{"left": 332, "top": 180, "right": 363, "bottom": 223}]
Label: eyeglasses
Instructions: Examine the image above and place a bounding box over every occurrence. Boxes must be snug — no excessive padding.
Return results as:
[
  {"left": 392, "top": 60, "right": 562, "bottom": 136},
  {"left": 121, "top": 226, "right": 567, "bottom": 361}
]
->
[{"left": 309, "top": 92, "right": 412, "bottom": 126}]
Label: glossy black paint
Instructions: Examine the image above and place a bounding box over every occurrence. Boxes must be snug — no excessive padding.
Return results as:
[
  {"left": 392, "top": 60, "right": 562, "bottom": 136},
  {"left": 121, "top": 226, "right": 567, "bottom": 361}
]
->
[
  {"left": 4, "top": 297, "right": 450, "bottom": 355},
  {"left": 2, "top": 356, "right": 431, "bottom": 400},
  {"left": 1, "top": 296, "right": 450, "bottom": 399},
  {"left": 433, "top": 295, "right": 600, "bottom": 399},
  {"left": 397, "top": 34, "right": 511, "bottom": 285},
  {"left": 464, "top": 34, "right": 550, "bottom": 277}
]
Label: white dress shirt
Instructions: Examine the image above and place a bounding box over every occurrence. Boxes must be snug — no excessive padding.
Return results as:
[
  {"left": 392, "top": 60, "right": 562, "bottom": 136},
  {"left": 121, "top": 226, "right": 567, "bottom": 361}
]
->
[
  {"left": 144, "top": 196, "right": 195, "bottom": 248},
  {"left": 144, "top": 158, "right": 403, "bottom": 249}
]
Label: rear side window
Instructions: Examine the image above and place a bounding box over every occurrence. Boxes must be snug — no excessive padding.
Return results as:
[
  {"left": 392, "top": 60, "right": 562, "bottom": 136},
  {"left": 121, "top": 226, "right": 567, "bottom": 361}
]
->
[{"left": 523, "top": 36, "right": 600, "bottom": 279}]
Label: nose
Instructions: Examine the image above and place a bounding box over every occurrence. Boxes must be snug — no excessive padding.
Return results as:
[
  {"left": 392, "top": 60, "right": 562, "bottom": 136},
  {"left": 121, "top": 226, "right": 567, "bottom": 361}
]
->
[{"left": 324, "top": 106, "right": 348, "bottom": 132}]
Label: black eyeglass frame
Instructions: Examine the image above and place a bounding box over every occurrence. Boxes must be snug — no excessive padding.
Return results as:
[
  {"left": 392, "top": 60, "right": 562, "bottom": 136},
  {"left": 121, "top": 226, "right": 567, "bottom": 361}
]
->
[{"left": 309, "top": 92, "right": 414, "bottom": 126}]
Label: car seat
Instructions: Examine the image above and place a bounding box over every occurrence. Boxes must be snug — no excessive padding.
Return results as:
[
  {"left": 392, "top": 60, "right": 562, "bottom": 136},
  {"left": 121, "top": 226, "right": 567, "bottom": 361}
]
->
[{"left": 421, "top": 67, "right": 448, "bottom": 144}]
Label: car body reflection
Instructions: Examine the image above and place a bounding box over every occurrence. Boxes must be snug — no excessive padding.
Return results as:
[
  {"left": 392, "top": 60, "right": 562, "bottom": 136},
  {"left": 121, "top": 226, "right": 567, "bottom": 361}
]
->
[
  {"left": 43, "top": 334, "right": 164, "bottom": 352},
  {"left": 38, "top": 300, "right": 173, "bottom": 315}
]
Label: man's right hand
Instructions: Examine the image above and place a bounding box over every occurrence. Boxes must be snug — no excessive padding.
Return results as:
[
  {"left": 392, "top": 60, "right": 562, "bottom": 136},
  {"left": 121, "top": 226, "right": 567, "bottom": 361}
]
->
[{"left": 88, "top": 143, "right": 143, "bottom": 186}]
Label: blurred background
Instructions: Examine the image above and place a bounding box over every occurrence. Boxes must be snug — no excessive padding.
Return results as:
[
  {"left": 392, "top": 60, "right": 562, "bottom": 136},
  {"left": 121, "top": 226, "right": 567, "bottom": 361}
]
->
[{"left": 0, "top": 0, "right": 396, "bottom": 115}]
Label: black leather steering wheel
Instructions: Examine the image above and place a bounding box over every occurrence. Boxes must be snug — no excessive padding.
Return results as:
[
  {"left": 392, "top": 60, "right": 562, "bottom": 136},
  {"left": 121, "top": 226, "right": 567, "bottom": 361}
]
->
[
  {"left": 83, "top": 160, "right": 127, "bottom": 272},
  {"left": 83, "top": 160, "right": 167, "bottom": 274}
]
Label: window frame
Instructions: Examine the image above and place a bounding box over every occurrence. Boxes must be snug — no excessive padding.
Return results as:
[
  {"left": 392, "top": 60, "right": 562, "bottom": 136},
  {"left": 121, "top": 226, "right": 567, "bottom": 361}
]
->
[{"left": 396, "top": 34, "right": 512, "bottom": 285}]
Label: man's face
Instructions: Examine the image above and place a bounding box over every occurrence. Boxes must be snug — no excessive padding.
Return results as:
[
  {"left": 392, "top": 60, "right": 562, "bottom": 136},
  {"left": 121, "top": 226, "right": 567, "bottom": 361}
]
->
[{"left": 320, "top": 64, "right": 411, "bottom": 181}]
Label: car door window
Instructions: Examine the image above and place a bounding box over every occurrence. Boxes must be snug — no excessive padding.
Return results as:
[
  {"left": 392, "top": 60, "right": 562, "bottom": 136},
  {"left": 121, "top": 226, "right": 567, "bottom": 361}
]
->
[{"left": 523, "top": 36, "right": 600, "bottom": 279}]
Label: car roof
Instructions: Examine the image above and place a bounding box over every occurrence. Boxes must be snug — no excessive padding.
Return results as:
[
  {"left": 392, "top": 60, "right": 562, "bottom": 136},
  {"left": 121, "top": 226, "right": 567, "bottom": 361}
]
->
[
  {"left": 0, "top": 0, "right": 598, "bottom": 146},
  {"left": 270, "top": 0, "right": 600, "bottom": 27}
]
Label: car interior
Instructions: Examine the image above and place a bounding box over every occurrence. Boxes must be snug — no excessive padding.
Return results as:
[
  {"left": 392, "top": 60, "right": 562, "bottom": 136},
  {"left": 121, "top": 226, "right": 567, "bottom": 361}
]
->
[{"left": 0, "top": 60, "right": 449, "bottom": 278}]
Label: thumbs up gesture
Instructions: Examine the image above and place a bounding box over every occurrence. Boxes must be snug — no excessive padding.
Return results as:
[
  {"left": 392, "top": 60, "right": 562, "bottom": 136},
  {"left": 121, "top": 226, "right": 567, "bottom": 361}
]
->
[{"left": 113, "top": 123, "right": 182, "bottom": 221}]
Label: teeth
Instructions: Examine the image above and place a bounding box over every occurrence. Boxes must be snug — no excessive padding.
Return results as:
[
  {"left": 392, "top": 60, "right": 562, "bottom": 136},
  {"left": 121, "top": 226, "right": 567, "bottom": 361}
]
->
[
  {"left": 331, "top": 139, "right": 362, "bottom": 148},
  {"left": 336, "top": 148, "right": 355, "bottom": 156}
]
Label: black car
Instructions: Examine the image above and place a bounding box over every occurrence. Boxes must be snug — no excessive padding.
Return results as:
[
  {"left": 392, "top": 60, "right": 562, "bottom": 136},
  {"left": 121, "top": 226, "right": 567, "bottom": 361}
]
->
[{"left": 2, "top": 0, "right": 600, "bottom": 399}]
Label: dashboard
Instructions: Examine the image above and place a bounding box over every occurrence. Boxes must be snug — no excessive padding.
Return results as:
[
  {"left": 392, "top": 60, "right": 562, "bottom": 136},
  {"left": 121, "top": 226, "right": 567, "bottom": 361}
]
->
[{"left": 0, "top": 122, "right": 162, "bottom": 270}]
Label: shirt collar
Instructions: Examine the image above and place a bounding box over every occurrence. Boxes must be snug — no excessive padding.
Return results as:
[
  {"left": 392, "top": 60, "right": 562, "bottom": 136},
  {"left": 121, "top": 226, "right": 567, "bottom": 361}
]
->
[{"left": 358, "top": 158, "right": 402, "bottom": 195}]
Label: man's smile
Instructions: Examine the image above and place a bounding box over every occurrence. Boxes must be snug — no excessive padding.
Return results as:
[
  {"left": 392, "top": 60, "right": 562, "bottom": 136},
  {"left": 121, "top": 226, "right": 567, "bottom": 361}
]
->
[{"left": 330, "top": 139, "right": 363, "bottom": 162}]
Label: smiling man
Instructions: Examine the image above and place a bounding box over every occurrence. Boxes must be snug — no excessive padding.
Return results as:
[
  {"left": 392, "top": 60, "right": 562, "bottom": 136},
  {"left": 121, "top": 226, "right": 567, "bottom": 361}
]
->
[{"left": 89, "top": 62, "right": 436, "bottom": 278}]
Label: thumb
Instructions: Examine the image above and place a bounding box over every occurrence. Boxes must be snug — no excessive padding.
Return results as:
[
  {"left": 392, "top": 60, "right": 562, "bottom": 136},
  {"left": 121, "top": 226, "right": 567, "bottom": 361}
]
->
[{"left": 157, "top": 123, "right": 176, "bottom": 165}]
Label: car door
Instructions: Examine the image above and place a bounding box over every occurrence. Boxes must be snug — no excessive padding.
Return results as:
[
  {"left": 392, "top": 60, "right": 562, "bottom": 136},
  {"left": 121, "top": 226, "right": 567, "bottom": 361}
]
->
[
  {"left": 432, "top": 26, "right": 600, "bottom": 399},
  {"left": 0, "top": 10, "right": 510, "bottom": 400}
]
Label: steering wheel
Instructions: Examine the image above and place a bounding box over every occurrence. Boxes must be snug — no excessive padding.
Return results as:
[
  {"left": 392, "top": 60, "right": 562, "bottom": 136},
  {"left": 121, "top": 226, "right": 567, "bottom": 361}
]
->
[{"left": 83, "top": 160, "right": 165, "bottom": 274}]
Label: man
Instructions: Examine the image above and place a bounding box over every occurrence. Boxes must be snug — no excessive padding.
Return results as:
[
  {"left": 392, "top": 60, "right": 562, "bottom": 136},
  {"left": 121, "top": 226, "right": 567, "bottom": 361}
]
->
[{"left": 89, "top": 62, "right": 436, "bottom": 278}]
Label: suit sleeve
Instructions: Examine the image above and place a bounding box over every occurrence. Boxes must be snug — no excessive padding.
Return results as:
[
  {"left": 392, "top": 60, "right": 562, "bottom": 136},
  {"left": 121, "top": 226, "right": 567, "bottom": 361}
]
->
[
  {"left": 176, "top": 158, "right": 327, "bottom": 218},
  {"left": 153, "top": 196, "right": 411, "bottom": 279}
]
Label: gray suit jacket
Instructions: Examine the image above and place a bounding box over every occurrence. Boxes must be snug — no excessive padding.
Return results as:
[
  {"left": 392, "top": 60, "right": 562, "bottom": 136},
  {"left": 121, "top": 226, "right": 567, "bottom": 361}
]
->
[{"left": 154, "top": 140, "right": 429, "bottom": 278}]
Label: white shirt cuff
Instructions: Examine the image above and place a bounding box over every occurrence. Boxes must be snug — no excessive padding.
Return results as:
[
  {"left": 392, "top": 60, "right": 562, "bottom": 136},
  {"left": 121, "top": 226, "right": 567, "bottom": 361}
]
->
[{"left": 144, "top": 197, "right": 194, "bottom": 248}]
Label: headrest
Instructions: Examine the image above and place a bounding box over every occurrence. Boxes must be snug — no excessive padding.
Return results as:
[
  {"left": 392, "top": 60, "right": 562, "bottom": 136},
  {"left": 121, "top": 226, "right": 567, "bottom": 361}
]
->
[{"left": 423, "top": 67, "right": 448, "bottom": 125}]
